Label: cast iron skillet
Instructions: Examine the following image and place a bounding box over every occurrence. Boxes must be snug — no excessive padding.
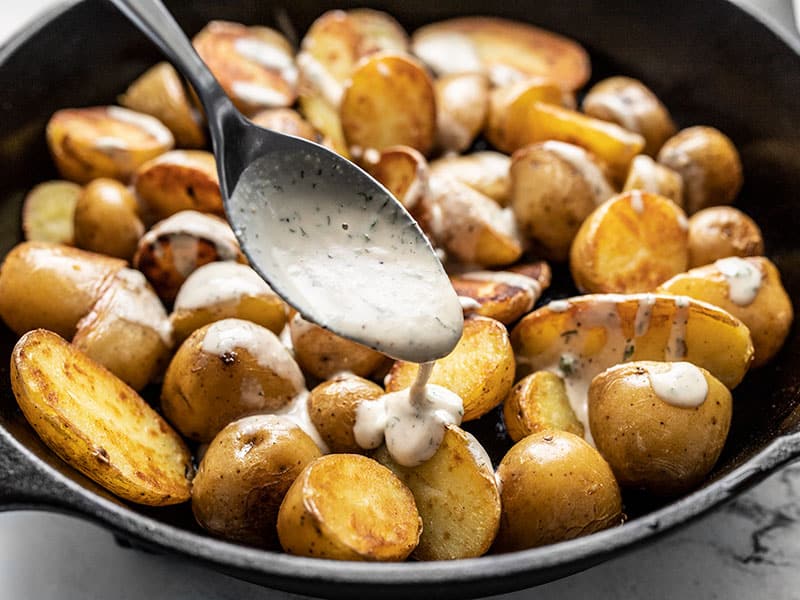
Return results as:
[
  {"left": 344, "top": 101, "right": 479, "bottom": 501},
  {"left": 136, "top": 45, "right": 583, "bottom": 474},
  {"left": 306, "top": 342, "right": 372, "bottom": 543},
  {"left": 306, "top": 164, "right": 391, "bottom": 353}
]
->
[{"left": 0, "top": 0, "right": 799, "bottom": 597}]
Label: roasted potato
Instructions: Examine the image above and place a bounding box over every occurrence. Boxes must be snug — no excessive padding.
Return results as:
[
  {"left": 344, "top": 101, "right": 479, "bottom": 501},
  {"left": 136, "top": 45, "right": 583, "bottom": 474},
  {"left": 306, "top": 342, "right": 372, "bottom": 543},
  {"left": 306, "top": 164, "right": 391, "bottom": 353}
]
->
[
  {"left": 374, "top": 425, "right": 501, "bottom": 560},
  {"left": 46, "top": 106, "right": 174, "bottom": 183},
  {"left": 363, "top": 145, "right": 428, "bottom": 211},
  {"left": 73, "top": 178, "right": 144, "bottom": 260},
  {"left": 386, "top": 315, "right": 515, "bottom": 421},
  {"left": 589, "top": 361, "right": 732, "bottom": 495},
  {"left": 0, "top": 242, "right": 124, "bottom": 338},
  {"left": 430, "top": 151, "right": 511, "bottom": 206},
  {"left": 161, "top": 318, "right": 305, "bottom": 442},
  {"left": 296, "top": 92, "right": 350, "bottom": 157},
  {"left": 171, "top": 261, "right": 286, "bottom": 344},
  {"left": 308, "top": 372, "right": 384, "bottom": 453},
  {"left": 118, "top": 62, "right": 206, "bottom": 148},
  {"left": 622, "top": 154, "right": 684, "bottom": 208},
  {"left": 493, "top": 430, "right": 622, "bottom": 552},
  {"left": 411, "top": 17, "right": 590, "bottom": 91},
  {"left": 72, "top": 268, "right": 172, "bottom": 391},
  {"left": 658, "top": 256, "right": 793, "bottom": 367},
  {"left": 434, "top": 73, "right": 489, "bottom": 153},
  {"left": 22, "top": 180, "right": 82, "bottom": 245},
  {"left": 277, "top": 453, "right": 422, "bottom": 561},
  {"left": 133, "top": 150, "right": 222, "bottom": 223},
  {"left": 687, "top": 206, "right": 764, "bottom": 268},
  {"left": 450, "top": 269, "right": 545, "bottom": 324},
  {"left": 11, "top": 329, "right": 191, "bottom": 505},
  {"left": 570, "top": 191, "right": 689, "bottom": 293},
  {"left": 657, "top": 126, "right": 743, "bottom": 214},
  {"left": 582, "top": 76, "right": 676, "bottom": 156},
  {"left": 250, "top": 108, "right": 322, "bottom": 142},
  {"left": 133, "top": 210, "right": 244, "bottom": 305},
  {"left": 192, "top": 414, "right": 322, "bottom": 547},
  {"left": 503, "top": 371, "right": 584, "bottom": 442}
]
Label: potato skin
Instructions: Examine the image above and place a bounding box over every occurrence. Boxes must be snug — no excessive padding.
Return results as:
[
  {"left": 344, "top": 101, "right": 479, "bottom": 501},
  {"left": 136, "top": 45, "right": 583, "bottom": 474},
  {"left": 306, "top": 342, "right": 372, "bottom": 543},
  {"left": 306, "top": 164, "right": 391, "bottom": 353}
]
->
[
  {"left": 503, "top": 371, "right": 584, "bottom": 442},
  {"left": 687, "top": 206, "right": 764, "bottom": 268},
  {"left": 588, "top": 361, "right": 732, "bottom": 495},
  {"left": 434, "top": 73, "right": 489, "bottom": 154},
  {"left": 622, "top": 154, "right": 684, "bottom": 208},
  {"left": 73, "top": 178, "right": 144, "bottom": 260},
  {"left": 277, "top": 454, "right": 422, "bottom": 561},
  {"left": 192, "top": 414, "right": 322, "bottom": 548},
  {"left": 494, "top": 430, "right": 622, "bottom": 552}
]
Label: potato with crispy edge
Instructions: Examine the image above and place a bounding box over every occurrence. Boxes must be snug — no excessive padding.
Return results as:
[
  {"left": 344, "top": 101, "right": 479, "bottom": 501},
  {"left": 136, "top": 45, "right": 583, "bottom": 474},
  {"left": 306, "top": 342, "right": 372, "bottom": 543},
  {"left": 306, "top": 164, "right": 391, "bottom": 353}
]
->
[
  {"left": 363, "top": 145, "right": 428, "bottom": 211},
  {"left": 494, "top": 430, "right": 622, "bottom": 552},
  {"left": 308, "top": 372, "right": 384, "bottom": 453},
  {"left": 0, "top": 242, "right": 124, "bottom": 338},
  {"left": 503, "top": 371, "right": 584, "bottom": 442},
  {"left": 622, "top": 154, "right": 684, "bottom": 208},
  {"left": 73, "top": 178, "right": 144, "bottom": 260},
  {"left": 450, "top": 268, "right": 546, "bottom": 324},
  {"left": 589, "top": 361, "right": 732, "bottom": 496},
  {"left": 435, "top": 73, "right": 489, "bottom": 153},
  {"left": 430, "top": 151, "right": 511, "bottom": 206},
  {"left": 658, "top": 257, "right": 793, "bottom": 367},
  {"left": 46, "top": 106, "right": 174, "bottom": 184},
  {"left": 192, "top": 414, "right": 322, "bottom": 548},
  {"left": 118, "top": 62, "right": 206, "bottom": 148},
  {"left": 386, "top": 315, "right": 515, "bottom": 421},
  {"left": 374, "top": 425, "right": 501, "bottom": 560},
  {"left": 250, "top": 108, "right": 323, "bottom": 143},
  {"left": 22, "top": 180, "right": 82, "bottom": 245},
  {"left": 277, "top": 453, "right": 422, "bottom": 561},
  {"left": 297, "top": 93, "right": 351, "bottom": 158},
  {"left": 570, "top": 191, "right": 689, "bottom": 293},
  {"left": 687, "top": 206, "right": 764, "bottom": 268},
  {"left": 11, "top": 329, "right": 191, "bottom": 505},
  {"left": 73, "top": 268, "right": 172, "bottom": 391},
  {"left": 162, "top": 318, "right": 305, "bottom": 442}
]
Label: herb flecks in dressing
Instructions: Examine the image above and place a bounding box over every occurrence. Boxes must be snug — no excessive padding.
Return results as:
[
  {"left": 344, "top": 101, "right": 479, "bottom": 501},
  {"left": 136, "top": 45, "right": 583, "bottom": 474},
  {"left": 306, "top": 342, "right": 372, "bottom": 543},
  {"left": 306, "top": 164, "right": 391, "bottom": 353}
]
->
[{"left": 716, "top": 257, "right": 762, "bottom": 306}]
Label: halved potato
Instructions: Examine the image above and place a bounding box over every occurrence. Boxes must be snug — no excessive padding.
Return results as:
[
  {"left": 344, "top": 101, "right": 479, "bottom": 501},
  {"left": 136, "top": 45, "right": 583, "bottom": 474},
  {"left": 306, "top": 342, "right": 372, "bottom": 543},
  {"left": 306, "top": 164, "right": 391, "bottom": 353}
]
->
[
  {"left": 503, "top": 371, "right": 584, "bottom": 441},
  {"left": 430, "top": 151, "right": 511, "bottom": 206},
  {"left": 385, "top": 315, "right": 515, "bottom": 421},
  {"left": 374, "top": 425, "right": 501, "bottom": 560},
  {"left": 570, "top": 191, "right": 689, "bottom": 293},
  {"left": 686, "top": 206, "right": 764, "bottom": 269},
  {"left": 450, "top": 269, "right": 545, "bottom": 324},
  {"left": 341, "top": 53, "right": 436, "bottom": 157},
  {"left": 193, "top": 21, "right": 297, "bottom": 115},
  {"left": 277, "top": 454, "right": 421, "bottom": 561},
  {"left": 11, "top": 329, "right": 191, "bottom": 505},
  {"left": 411, "top": 17, "right": 590, "bottom": 91},
  {"left": 622, "top": 154, "right": 684, "bottom": 208},
  {"left": 73, "top": 178, "right": 144, "bottom": 260},
  {"left": 296, "top": 92, "right": 350, "bottom": 157},
  {"left": 22, "top": 181, "right": 82, "bottom": 245},
  {"left": 46, "top": 106, "right": 174, "bottom": 183},
  {"left": 363, "top": 145, "right": 428, "bottom": 211},
  {"left": 118, "top": 62, "right": 206, "bottom": 148},
  {"left": 434, "top": 73, "right": 490, "bottom": 153},
  {"left": 250, "top": 108, "right": 322, "bottom": 142}
]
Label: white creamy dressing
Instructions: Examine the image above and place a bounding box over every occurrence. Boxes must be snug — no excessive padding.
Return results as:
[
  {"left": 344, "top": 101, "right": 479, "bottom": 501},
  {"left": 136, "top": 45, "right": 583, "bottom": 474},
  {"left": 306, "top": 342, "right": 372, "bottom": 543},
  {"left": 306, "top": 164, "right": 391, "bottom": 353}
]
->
[
  {"left": 295, "top": 51, "right": 344, "bottom": 107},
  {"left": 643, "top": 362, "right": 708, "bottom": 408},
  {"left": 715, "top": 257, "right": 763, "bottom": 306},
  {"left": 93, "top": 136, "right": 130, "bottom": 151},
  {"left": 541, "top": 141, "right": 615, "bottom": 203},
  {"left": 629, "top": 190, "right": 645, "bottom": 214},
  {"left": 628, "top": 155, "right": 661, "bottom": 194},
  {"left": 460, "top": 270, "right": 541, "bottom": 313},
  {"left": 412, "top": 32, "right": 483, "bottom": 76},
  {"left": 174, "top": 261, "right": 275, "bottom": 310},
  {"left": 233, "top": 37, "right": 298, "bottom": 85},
  {"left": 634, "top": 293, "right": 656, "bottom": 337},
  {"left": 231, "top": 81, "right": 292, "bottom": 108},
  {"left": 106, "top": 268, "right": 173, "bottom": 346},
  {"left": 275, "top": 390, "right": 329, "bottom": 453},
  {"left": 547, "top": 299, "right": 571, "bottom": 313},
  {"left": 488, "top": 64, "right": 527, "bottom": 88},
  {"left": 458, "top": 296, "right": 482, "bottom": 311},
  {"left": 106, "top": 106, "right": 173, "bottom": 146},
  {"left": 583, "top": 89, "right": 640, "bottom": 132}
]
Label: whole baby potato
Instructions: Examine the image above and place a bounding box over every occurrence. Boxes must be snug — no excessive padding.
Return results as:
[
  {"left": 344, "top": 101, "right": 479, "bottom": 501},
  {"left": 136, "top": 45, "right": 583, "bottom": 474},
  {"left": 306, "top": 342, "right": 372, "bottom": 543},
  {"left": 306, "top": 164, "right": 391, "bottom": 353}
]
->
[
  {"left": 494, "top": 430, "right": 622, "bottom": 552},
  {"left": 73, "top": 178, "right": 144, "bottom": 260},
  {"left": 588, "top": 361, "right": 732, "bottom": 496},
  {"left": 192, "top": 414, "right": 322, "bottom": 548},
  {"left": 687, "top": 206, "right": 764, "bottom": 268}
]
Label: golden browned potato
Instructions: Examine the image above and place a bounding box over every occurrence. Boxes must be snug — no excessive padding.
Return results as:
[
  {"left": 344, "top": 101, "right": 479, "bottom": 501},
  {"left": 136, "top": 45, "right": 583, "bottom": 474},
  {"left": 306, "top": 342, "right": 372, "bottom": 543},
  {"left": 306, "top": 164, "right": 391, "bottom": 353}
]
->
[
  {"left": 192, "top": 414, "right": 322, "bottom": 548},
  {"left": 72, "top": 268, "right": 172, "bottom": 391},
  {"left": 296, "top": 92, "right": 350, "bottom": 158},
  {"left": 277, "top": 453, "right": 421, "bottom": 561},
  {"left": 308, "top": 372, "right": 384, "bottom": 453},
  {"left": 193, "top": 21, "right": 297, "bottom": 115},
  {"left": 589, "top": 361, "right": 732, "bottom": 495},
  {"left": 582, "top": 76, "right": 676, "bottom": 156},
  {"left": 133, "top": 210, "right": 244, "bottom": 304},
  {"left": 161, "top": 318, "right": 305, "bottom": 442},
  {"left": 341, "top": 53, "right": 436, "bottom": 157},
  {"left": 22, "top": 180, "right": 82, "bottom": 245},
  {"left": 570, "top": 191, "right": 689, "bottom": 293},
  {"left": 386, "top": 315, "right": 515, "bottom": 421},
  {"left": 250, "top": 108, "right": 322, "bottom": 142},
  {"left": 374, "top": 425, "right": 501, "bottom": 560},
  {"left": 363, "top": 145, "right": 428, "bottom": 211},
  {"left": 11, "top": 329, "right": 191, "bottom": 505},
  {"left": 493, "top": 430, "right": 622, "bottom": 552},
  {"left": 503, "top": 371, "right": 584, "bottom": 442},
  {"left": 46, "top": 106, "right": 174, "bottom": 183},
  {"left": 133, "top": 150, "right": 221, "bottom": 223},
  {"left": 657, "top": 126, "right": 743, "bottom": 214},
  {"left": 434, "top": 73, "right": 489, "bottom": 153},
  {"left": 450, "top": 268, "right": 546, "bottom": 324},
  {"left": 622, "top": 154, "right": 684, "bottom": 208},
  {"left": 658, "top": 257, "right": 793, "bottom": 367},
  {"left": 430, "top": 151, "right": 511, "bottom": 206},
  {"left": 290, "top": 313, "right": 388, "bottom": 380},
  {"left": 411, "top": 17, "right": 590, "bottom": 91},
  {"left": 511, "top": 141, "right": 615, "bottom": 261},
  {"left": 73, "top": 178, "right": 144, "bottom": 260},
  {"left": 171, "top": 261, "right": 286, "bottom": 344},
  {"left": 686, "top": 206, "right": 764, "bottom": 268},
  {"left": 0, "top": 242, "right": 124, "bottom": 338},
  {"left": 118, "top": 62, "right": 206, "bottom": 148}
]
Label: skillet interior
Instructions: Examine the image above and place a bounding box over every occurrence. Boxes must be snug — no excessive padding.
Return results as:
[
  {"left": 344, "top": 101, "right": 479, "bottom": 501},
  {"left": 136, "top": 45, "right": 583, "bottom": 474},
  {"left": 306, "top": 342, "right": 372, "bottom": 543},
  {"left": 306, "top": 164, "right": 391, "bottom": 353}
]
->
[{"left": 0, "top": 0, "right": 799, "bottom": 597}]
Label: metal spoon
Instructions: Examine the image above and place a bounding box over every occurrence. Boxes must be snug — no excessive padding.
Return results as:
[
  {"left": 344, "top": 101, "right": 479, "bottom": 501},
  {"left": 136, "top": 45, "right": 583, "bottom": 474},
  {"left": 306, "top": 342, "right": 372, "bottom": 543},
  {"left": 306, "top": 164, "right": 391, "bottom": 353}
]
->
[{"left": 107, "top": 0, "right": 463, "bottom": 362}]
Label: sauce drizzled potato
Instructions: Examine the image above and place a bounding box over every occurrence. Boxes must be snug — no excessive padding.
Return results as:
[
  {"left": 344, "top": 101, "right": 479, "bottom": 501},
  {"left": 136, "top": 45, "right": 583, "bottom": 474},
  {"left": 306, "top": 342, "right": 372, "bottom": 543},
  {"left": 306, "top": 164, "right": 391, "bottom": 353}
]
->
[
  {"left": 22, "top": 180, "right": 82, "bottom": 245},
  {"left": 73, "top": 178, "right": 144, "bottom": 260},
  {"left": 430, "top": 151, "right": 511, "bottom": 206},
  {"left": 450, "top": 268, "right": 546, "bottom": 324},
  {"left": 503, "top": 371, "right": 584, "bottom": 441},
  {"left": 250, "top": 108, "right": 322, "bottom": 142},
  {"left": 622, "top": 154, "right": 684, "bottom": 208},
  {"left": 434, "top": 73, "right": 490, "bottom": 153},
  {"left": 686, "top": 206, "right": 764, "bottom": 268},
  {"left": 363, "top": 145, "right": 429, "bottom": 211}
]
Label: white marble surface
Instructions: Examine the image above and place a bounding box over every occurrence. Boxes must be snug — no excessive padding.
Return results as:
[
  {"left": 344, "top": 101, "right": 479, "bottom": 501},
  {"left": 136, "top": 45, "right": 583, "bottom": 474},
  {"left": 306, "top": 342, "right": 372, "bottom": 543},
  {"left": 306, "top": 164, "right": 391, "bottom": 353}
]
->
[{"left": 1, "top": 1, "right": 799, "bottom": 599}]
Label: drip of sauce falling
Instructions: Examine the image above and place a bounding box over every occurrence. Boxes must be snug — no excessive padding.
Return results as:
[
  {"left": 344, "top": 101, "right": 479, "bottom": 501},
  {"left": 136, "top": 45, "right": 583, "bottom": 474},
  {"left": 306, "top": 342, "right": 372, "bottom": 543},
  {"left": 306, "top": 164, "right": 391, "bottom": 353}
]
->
[
  {"left": 643, "top": 362, "right": 708, "bottom": 408},
  {"left": 716, "top": 257, "right": 763, "bottom": 306}
]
